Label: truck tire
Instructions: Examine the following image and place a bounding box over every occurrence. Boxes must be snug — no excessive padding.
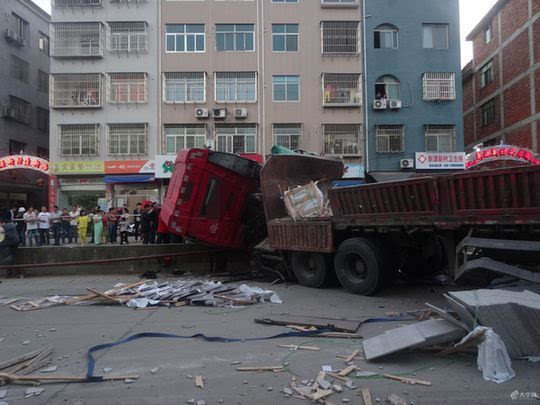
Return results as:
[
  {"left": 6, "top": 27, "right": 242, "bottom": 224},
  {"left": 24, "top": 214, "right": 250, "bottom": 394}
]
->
[
  {"left": 334, "top": 238, "right": 384, "bottom": 295},
  {"left": 290, "top": 252, "right": 331, "bottom": 288}
]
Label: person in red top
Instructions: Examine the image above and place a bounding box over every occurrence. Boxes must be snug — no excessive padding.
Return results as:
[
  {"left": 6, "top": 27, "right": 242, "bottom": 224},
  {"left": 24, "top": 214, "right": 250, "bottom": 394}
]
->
[{"left": 156, "top": 210, "right": 170, "bottom": 244}]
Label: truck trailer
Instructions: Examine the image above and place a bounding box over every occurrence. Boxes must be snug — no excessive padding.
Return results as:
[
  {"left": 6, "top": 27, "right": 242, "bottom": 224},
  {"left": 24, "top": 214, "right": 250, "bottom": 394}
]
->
[{"left": 161, "top": 149, "right": 540, "bottom": 295}]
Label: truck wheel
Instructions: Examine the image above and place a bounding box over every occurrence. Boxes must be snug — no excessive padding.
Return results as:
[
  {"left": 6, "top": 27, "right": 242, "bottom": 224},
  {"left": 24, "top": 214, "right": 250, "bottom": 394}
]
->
[
  {"left": 290, "top": 252, "right": 331, "bottom": 288},
  {"left": 334, "top": 238, "right": 384, "bottom": 295}
]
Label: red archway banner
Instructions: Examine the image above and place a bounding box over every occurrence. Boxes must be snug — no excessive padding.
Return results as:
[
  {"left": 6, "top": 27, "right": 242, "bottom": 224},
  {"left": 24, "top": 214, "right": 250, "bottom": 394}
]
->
[
  {"left": 466, "top": 145, "right": 540, "bottom": 169},
  {"left": 0, "top": 155, "right": 50, "bottom": 174}
]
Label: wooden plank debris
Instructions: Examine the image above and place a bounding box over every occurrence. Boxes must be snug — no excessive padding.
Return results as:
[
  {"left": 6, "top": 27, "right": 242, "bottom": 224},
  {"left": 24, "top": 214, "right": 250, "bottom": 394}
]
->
[
  {"left": 0, "top": 372, "right": 139, "bottom": 384},
  {"left": 383, "top": 374, "right": 432, "bottom": 386},
  {"left": 255, "top": 316, "right": 360, "bottom": 333},
  {"left": 236, "top": 366, "right": 284, "bottom": 372},
  {"left": 338, "top": 365, "right": 357, "bottom": 377},
  {"left": 278, "top": 344, "right": 320, "bottom": 351},
  {"left": 344, "top": 349, "right": 359, "bottom": 363},
  {"left": 358, "top": 388, "right": 373, "bottom": 405}
]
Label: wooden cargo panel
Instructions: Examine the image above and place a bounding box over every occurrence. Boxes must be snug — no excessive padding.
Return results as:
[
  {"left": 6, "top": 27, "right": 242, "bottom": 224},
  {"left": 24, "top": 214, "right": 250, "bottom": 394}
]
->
[{"left": 267, "top": 219, "right": 334, "bottom": 253}]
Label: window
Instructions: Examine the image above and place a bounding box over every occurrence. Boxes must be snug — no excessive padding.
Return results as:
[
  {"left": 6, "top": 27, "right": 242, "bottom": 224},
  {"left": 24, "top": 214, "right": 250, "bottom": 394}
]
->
[
  {"left": 480, "top": 60, "right": 494, "bottom": 88},
  {"left": 36, "top": 108, "right": 49, "bottom": 133},
  {"left": 273, "top": 124, "right": 301, "bottom": 150},
  {"left": 423, "top": 73, "right": 455, "bottom": 100},
  {"left": 423, "top": 24, "right": 449, "bottom": 49},
  {"left": 374, "top": 24, "right": 398, "bottom": 49},
  {"left": 321, "top": 0, "right": 359, "bottom": 6},
  {"left": 38, "top": 70, "right": 49, "bottom": 93},
  {"left": 9, "top": 140, "right": 26, "bottom": 155},
  {"left": 216, "top": 24, "right": 254, "bottom": 51},
  {"left": 51, "top": 73, "right": 103, "bottom": 108},
  {"left": 7, "top": 13, "right": 29, "bottom": 46},
  {"left": 324, "top": 124, "right": 361, "bottom": 155},
  {"left": 272, "top": 24, "right": 298, "bottom": 52},
  {"left": 8, "top": 96, "right": 31, "bottom": 125},
  {"left": 163, "top": 72, "right": 206, "bottom": 103},
  {"left": 53, "top": 0, "right": 102, "bottom": 6},
  {"left": 108, "top": 73, "right": 147, "bottom": 103},
  {"left": 322, "top": 21, "right": 359, "bottom": 54},
  {"left": 10, "top": 55, "right": 29, "bottom": 84},
  {"left": 273, "top": 76, "right": 300, "bottom": 102},
  {"left": 37, "top": 147, "right": 49, "bottom": 159},
  {"left": 165, "top": 125, "right": 206, "bottom": 154},
  {"left": 39, "top": 32, "right": 50, "bottom": 56},
  {"left": 108, "top": 123, "right": 148, "bottom": 155},
  {"left": 485, "top": 24, "right": 492, "bottom": 44},
  {"left": 375, "top": 75, "right": 400, "bottom": 99},
  {"left": 166, "top": 24, "right": 205, "bottom": 53},
  {"left": 425, "top": 125, "right": 456, "bottom": 152},
  {"left": 481, "top": 99, "right": 496, "bottom": 126},
  {"left": 215, "top": 72, "right": 257, "bottom": 103},
  {"left": 323, "top": 73, "right": 361, "bottom": 106},
  {"left": 52, "top": 23, "right": 103, "bottom": 57},
  {"left": 59, "top": 124, "right": 99, "bottom": 156},
  {"left": 215, "top": 125, "right": 257, "bottom": 154},
  {"left": 376, "top": 125, "right": 404, "bottom": 153},
  {"left": 109, "top": 22, "right": 148, "bottom": 52}
]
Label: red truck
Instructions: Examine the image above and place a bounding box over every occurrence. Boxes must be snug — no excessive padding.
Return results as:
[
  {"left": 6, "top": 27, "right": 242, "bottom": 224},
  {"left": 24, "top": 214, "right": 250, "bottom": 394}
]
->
[{"left": 162, "top": 149, "right": 540, "bottom": 295}]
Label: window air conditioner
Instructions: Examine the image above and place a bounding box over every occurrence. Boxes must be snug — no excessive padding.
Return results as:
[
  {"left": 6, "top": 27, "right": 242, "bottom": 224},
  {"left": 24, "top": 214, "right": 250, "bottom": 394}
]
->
[
  {"left": 234, "top": 108, "right": 248, "bottom": 118},
  {"left": 212, "top": 108, "right": 226, "bottom": 119},
  {"left": 373, "top": 99, "right": 387, "bottom": 110},
  {"left": 195, "top": 108, "right": 209, "bottom": 118},
  {"left": 389, "top": 99, "right": 402, "bottom": 109}
]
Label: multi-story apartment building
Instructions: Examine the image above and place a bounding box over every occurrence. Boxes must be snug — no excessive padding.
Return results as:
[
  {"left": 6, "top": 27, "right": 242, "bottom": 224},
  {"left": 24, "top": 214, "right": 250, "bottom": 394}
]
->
[
  {"left": 463, "top": 0, "right": 539, "bottom": 153},
  {"left": 160, "top": 0, "right": 365, "bottom": 177},
  {"left": 49, "top": 0, "right": 159, "bottom": 209},
  {"left": 0, "top": 0, "right": 50, "bottom": 209},
  {"left": 365, "top": 0, "right": 464, "bottom": 177}
]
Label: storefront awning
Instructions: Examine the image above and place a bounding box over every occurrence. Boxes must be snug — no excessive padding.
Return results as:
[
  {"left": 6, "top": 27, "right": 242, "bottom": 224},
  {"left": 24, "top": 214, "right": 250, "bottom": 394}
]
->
[{"left": 104, "top": 175, "right": 155, "bottom": 184}]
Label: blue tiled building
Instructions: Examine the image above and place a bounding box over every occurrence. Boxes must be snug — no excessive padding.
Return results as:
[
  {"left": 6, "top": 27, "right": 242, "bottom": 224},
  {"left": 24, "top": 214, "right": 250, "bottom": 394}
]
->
[{"left": 364, "top": 0, "right": 464, "bottom": 176}]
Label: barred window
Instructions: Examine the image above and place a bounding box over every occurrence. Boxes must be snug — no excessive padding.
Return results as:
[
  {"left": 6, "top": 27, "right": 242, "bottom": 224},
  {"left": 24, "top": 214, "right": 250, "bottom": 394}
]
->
[
  {"left": 165, "top": 124, "right": 206, "bottom": 154},
  {"left": 216, "top": 24, "right": 254, "bottom": 51},
  {"left": 52, "top": 23, "right": 103, "bottom": 57},
  {"left": 163, "top": 72, "right": 206, "bottom": 103},
  {"left": 109, "top": 22, "right": 148, "bottom": 53},
  {"left": 425, "top": 125, "right": 456, "bottom": 152},
  {"left": 322, "top": 21, "right": 359, "bottom": 54},
  {"left": 10, "top": 55, "right": 29, "bottom": 83},
  {"left": 423, "top": 72, "right": 455, "bottom": 100},
  {"left": 8, "top": 96, "right": 31, "bottom": 125},
  {"left": 108, "top": 123, "right": 147, "bottom": 155},
  {"left": 53, "top": 0, "right": 102, "bottom": 6},
  {"left": 324, "top": 124, "right": 360, "bottom": 155},
  {"left": 38, "top": 70, "right": 49, "bottom": 93},
  {"left": 215, "top": 72, "right": 257, "bottom": 103},
  {"left": 216, "top": 125, "right": 257, "bottom": 154},
  {"left": 323, "top": 74, "right": 361, "bottom": 106},
  {"left": 166, "top": 24, "right": 205, "bottom": 53},
  {"left": 59, "top": 124, "right": 99, "bottom": 156},
  {"left": 108, "top": 73, "right": 147, "bottom": 103},
  {"left": 51, "top": 73, "right": 103, "bottom": 108},
  {"left": 376, "top": 125, "right": 404, "bottom": 153},
  {"left": 273, "top": 124, "right": 301, "bottom": 150},
  {"left": 36, "top": 108, "right": 49, "bottom": 133}
]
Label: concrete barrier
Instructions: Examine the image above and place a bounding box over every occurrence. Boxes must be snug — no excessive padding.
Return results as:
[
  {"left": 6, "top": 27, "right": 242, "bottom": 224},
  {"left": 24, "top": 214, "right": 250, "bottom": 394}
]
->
[{"left": 10, "top": 243, "right": 246, "bottom": 276}]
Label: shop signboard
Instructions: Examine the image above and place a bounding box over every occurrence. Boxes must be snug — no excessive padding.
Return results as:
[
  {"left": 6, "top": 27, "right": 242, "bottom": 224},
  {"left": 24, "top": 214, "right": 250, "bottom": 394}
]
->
[
  {"left": 50, "top": 161, "right": 105, "bottom": 175},
  {"left": 465, "top": 145, "right": 540, "bottom": 169},
  {"left": 155, "top": 155, "right": 176, "bottom": 179},
  {"left": 415, "top": 152, "right": 466, "bottom": 170},
  {"left": 0, "top": 155, "right": 50, "bottom": 174},
  {"left": 104, "top": 160, "right": 155, "bottom": 174}
]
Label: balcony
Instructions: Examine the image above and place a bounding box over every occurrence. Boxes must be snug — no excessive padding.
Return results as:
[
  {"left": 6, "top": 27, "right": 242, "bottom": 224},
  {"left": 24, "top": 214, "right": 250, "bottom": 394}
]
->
[
  {"left": 323, "top": 74, "right": 362, "bottom": 107},
  {"left": 51, "top": 23, "right": 104, "bottom": 58},
  {"left": 51, "top": 74, "right": 103, "bottom": 109},
  {"left": 321, "top": 0, "right": 359, "bottom": 8}
]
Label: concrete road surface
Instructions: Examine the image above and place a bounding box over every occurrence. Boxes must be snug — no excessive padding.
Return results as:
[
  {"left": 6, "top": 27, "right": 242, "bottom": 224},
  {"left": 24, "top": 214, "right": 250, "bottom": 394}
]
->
[{"left": 0, "top": 274, "right": 538, "bottom": 404}]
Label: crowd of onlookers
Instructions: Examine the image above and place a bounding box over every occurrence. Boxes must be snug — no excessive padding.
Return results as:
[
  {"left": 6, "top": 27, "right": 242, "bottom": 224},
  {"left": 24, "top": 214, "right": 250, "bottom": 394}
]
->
[{"left": 0, "top": 202, "right": 170, "bottom": 247}]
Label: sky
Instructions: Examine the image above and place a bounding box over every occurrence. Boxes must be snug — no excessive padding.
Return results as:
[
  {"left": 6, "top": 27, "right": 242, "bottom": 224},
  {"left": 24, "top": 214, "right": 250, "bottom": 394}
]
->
[{"left": 32, "top": 0, "right": 499, "bottom": 67}]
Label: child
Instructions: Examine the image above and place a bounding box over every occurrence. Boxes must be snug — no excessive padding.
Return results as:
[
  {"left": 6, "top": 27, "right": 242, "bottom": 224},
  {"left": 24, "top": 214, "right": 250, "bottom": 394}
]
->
[
  {"left": 119, "top": 209, "right": 129, "bottom": 245},
  {"left": 76, "top": 210, "right": 91, "bottom": 245}
]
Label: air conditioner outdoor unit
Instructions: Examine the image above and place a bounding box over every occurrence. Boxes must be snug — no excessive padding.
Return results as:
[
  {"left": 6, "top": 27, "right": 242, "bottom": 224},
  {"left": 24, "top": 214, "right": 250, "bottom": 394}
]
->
[
  {"left": 400, "top": 159, "right": 414, "bottom": 169},
  {"left": 373, "top": 99, "right": 387, "bottom": 110},
  {"left": 205, "top": 139, "right": 215, "bottom": 149},
  {"left": 195, "top": 108, "right": 209, "bottom": 118},
  {"left": 212, "top": 108, "right": 226, "bottom": 119},
  {"left": 389, "top": 99, "right": 402, "bottom": 109},
  {"left": 234, "top": 108, "right": 248, "bottom": 118},
  {"left": 2, "top": 106, "right": 15, "bottom": 119}
]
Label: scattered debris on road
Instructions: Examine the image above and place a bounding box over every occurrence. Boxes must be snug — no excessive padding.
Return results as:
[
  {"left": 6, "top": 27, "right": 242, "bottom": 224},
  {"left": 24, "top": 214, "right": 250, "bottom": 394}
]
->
[{"left": 7, "top": 278, "right": 282, "bottom": 311}]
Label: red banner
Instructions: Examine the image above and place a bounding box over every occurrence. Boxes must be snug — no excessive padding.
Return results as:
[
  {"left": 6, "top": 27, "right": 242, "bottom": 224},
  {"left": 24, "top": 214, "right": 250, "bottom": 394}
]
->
[
  {"left": 0, "top": 155, "right": 50, "bottom": 174},
  {"left": 48, "top": 175, "right": 58, "bottom": 211}
]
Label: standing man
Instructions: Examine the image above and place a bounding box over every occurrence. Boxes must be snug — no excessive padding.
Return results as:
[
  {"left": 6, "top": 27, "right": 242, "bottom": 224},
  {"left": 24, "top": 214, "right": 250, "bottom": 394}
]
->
[
  {"left": 69, "top": 205, "right": 80, "bottom": 244},
  {"left": 23, "top": 207, "right": 40, "bottom": 247},
  {"left": 15, "top": 207, "right": 26, "bottom": 246},
  {"left": 37, "top": 206, "right": 51, "bottom": 245},
  {"left": 107, "top": 208, "right": 118, "bottom": 244},
  {"left": 61, "top": 208, "right": 71, "bottom": 244},
  {"left": 133, "top": 203, "right": 142, "bottom": 242},
  {"left": 1, "top": 212, "right": 23, "bottom": 278},
  {"left": 140, "top": 204, "right": 151, "bottom": 245},
  {"left": 50, "top": 206, "right": 62, "bottom": 246}
]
